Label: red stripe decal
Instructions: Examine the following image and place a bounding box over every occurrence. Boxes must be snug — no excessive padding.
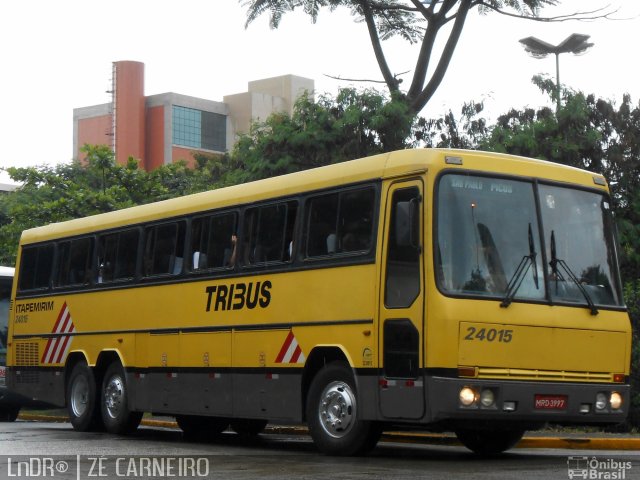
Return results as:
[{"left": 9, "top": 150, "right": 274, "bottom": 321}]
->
[{"left": 275, "top": 330, "right": 294, "bottom": 363}]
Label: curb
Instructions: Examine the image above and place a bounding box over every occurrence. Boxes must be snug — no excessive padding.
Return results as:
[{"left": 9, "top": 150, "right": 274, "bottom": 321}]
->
[{"left": 17, "top": 414, "right": 640, "bottom": 451}]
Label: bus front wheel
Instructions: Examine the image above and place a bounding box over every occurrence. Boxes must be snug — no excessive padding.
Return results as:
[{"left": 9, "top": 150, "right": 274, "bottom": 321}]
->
[
  {"left": 100, "top": 362, "right": 142, "bottom": 434},
  {"left": 306, "top": 362, "right": 381, "bottom": 456},
  {"left": 455, "top": 428, "right": 525, "bottom": 456},
  {"left": 67, "top": 361, "right": 101, "bottom": 431}
]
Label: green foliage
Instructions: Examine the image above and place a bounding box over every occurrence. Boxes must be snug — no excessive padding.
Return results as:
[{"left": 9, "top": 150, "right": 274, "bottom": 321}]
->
[
  {"left": 0, "top": 145, "right": 217, "bottom": 265},
  {"left": 415, "top": 101, "right": 488, "bottom": 149},
  {"left": 228, "top": 88, "right": 414, "bottom": 182}
]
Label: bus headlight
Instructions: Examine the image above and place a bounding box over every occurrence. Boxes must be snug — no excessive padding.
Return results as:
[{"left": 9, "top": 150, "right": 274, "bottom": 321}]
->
[
  {"left": 480, "top": 389, "right": 495, "bottom": 408},
  {"left": 610, "top": 392, "right": 623, "bottom": 410},
  {"left": 595, "top": 393, "right": 608, "bottom": 411},
  {"left": 459, "top": 387, "right": 477, "bottom": 406}
]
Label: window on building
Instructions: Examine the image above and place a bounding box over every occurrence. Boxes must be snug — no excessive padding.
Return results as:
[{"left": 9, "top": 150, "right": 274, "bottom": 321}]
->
[{"left": 172, "top": 106, "right": 226, "bottom": 152}]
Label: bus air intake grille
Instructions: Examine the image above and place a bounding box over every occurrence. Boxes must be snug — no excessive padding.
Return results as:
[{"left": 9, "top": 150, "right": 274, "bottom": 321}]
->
[
  {"left": 15, "top": 342, "right": 40, "bottom": 366},
  {"left": 476, "top": 368, "right": 613, "bottom": 383}
]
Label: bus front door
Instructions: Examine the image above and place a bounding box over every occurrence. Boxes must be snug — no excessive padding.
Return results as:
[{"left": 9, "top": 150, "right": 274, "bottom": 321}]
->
[{"left": 378, "top": 180, "right": 425, "bottom": 420}]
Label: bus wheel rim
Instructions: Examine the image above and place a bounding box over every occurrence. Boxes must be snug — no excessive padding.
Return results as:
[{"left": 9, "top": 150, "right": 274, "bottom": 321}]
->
[
  {"left": 70, "top": 375, "right": 89, "bottom": 417},
  {"left": 318, "top": 380, "right": 356, "bottom": 439},
  {"left": 104, "top": 375, "right": 124, "bottom": 419}
]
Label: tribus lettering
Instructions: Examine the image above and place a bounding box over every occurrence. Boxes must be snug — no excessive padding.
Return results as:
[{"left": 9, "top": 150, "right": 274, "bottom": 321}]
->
[{"left": 205, "top": 281, "right": 272, "bottom": 312}]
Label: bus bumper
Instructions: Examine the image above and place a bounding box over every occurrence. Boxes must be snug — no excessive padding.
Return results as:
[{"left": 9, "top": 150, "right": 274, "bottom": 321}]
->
[{"left": 426, "top": 376, "right": 630, "bottom": 425}]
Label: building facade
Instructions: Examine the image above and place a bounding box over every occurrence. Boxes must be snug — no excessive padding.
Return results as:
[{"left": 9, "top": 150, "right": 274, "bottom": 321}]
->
[{"left": 73, "top": 61, "right": 314, "bottom": 170}]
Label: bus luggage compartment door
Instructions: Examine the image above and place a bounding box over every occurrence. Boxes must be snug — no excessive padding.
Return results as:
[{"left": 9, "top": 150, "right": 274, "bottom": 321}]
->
[{"left": 378, "top": 181, "right": 425, "bottom": 420}]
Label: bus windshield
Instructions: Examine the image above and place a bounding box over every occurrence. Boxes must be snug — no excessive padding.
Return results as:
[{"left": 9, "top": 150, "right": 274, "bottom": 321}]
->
[{"left": 436, "top": 173, "right": 622, "bottom": 308}]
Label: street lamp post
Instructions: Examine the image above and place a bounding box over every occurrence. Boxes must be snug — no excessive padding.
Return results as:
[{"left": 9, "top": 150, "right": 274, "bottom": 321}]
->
[{"left": 519, "top": 33, "right": 594, "bottom": 111}]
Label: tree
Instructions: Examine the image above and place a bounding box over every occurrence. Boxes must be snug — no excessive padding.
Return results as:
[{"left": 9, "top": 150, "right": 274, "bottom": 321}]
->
[
  {"left": 414, "top": 100, "right": 487, "bottom": 148},
  {"left": 0, "top": 145, "right": 217, "bottom": 265},
  {"left": 242, "top": 0, "right": 613, "bottom": 120},
  {"left": 227, "top": 88, "right": 415, "bottom": 182}
]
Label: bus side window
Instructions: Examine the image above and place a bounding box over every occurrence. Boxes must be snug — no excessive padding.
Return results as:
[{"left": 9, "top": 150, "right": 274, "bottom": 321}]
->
[
  {"left": 242, "top": 201, "right": 297, "bottom": 266},
  {"left": 305, "top": 187, "right": 375, "bottom": 258},
  {"left": 306, "top": 193, "right": 338, "bottom": 257},
  {"left": 55, "top": 237, "right": 93, "bottom": 287},
  {"left": 97, "top": 229, "right": 140, "bottom": 283},
  {"left": 143, "top": 222, "right": 186, "bottom": 277},
  {"left": 18, "top": 244, "right": 54, "bottom": 292},
  {"left": 190, "top": 212, "right": 237, "bottom": 271},
  {"left": 339, "top": 189, "right": 374, "bottom": 253}
]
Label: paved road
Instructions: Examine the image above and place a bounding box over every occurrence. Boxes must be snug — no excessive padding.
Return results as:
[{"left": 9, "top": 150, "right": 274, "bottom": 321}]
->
[{"left": 0, "top": 421, "right": 638, "bottom": 480}]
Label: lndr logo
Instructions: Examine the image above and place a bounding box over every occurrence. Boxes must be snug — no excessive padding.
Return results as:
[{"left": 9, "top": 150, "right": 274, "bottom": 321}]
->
[{"left": 567, "top": 456, "right": 633, "bottom": 479}]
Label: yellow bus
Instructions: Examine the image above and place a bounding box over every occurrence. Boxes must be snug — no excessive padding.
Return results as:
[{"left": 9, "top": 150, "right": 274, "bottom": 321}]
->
[{"left": 6, "top": 149, "right": 631, "bottom": 455}]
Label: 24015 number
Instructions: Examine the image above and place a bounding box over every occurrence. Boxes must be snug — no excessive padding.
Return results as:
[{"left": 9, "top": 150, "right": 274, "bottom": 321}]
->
[{"left": 464, "top": 327, "right": 513, "bottom": 343}]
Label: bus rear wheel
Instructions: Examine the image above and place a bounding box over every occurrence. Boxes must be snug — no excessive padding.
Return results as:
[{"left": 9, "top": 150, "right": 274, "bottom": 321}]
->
[
  {"left": 306, "top": 362, "right": 381, "bottom": 456},
  {"left": 100, "top": 362, "right": 142, "bottom": 434},
  {"left": 67, "top": 361, "right": 101, "bottom": 431},
  {"left": 455, "top": 428, "right": 525, "bottom": 456}
]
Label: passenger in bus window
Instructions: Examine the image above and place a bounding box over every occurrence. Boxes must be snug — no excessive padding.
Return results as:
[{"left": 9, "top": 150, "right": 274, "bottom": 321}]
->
[{"left": 224, "top": 234, "right": 237, "bottom": 267}]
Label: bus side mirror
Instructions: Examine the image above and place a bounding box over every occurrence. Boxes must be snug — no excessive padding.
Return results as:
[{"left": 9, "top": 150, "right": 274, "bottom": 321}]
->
[{"left": 395, "top": 198, "right": 421, "bottom": 249}]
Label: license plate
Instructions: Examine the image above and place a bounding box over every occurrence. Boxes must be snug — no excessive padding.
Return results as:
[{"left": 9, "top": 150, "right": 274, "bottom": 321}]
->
[{"left": 534, "top": 394, "right": 567, "bottom": 410}]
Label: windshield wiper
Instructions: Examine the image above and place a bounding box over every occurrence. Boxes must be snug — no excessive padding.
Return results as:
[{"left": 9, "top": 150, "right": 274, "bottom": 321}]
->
[
  {"left": 501, "top": 224, "right": 539, "bottom": 308},
  {"left": 549, "top": 230, "right": 599, "bottom": 316}
]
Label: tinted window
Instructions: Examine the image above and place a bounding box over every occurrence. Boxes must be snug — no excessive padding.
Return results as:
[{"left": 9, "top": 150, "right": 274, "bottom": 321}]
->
[
  {"left": 97, "top": 229, "right": 140, "bottom": 283},
  {"left": 383, "top": 319, "right": 419, "bottom": 378},
  {"left": 18, "top": 244, "right": 54, "bottom": 291},
  {"left": 305, "top": 188, "right": 375, "bottom": 258},
  {"left": 55, "top": 237, "right": 93, "bottom": 287},
  {"left": 385, "top": 187, "right": 421, "bottom": 308},
  {"left": 190, "top": 212, "right": 237, "bottom": 271},
  {"left": 143, "top": 222, "right": 186, "bottom": 276},
  {"left": 241, "top": 201, "right": 297, "bottom": 265}
]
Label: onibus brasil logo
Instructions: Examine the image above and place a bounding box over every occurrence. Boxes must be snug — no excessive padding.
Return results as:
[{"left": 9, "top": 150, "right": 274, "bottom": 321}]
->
[{"left": 567, "top": 456, "right": 633, "bottom": 479}]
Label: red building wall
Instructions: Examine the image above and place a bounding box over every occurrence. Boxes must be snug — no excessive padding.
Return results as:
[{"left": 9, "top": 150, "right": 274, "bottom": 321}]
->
[
  {"left": 77, "top": 114, "right": 111, "bottom": 160},
  {"left": 172, "top": 146, "right": 198, "bottom": 168},
  {"left": 114, "top": 61, "right": 146, "bottom": 167},
  {"left": 145, "top": 105, "right": 165, "bottom": 170}
]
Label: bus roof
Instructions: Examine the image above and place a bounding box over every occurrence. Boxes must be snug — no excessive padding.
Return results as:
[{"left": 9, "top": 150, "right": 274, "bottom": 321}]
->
[{"left": 19, "top": 148, "right": 607, "bottom": 245}]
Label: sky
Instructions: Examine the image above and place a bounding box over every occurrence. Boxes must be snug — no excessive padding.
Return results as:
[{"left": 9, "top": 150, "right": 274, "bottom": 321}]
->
[{"left": 1, "top": 0, "right": 639, "bottom": 181}]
